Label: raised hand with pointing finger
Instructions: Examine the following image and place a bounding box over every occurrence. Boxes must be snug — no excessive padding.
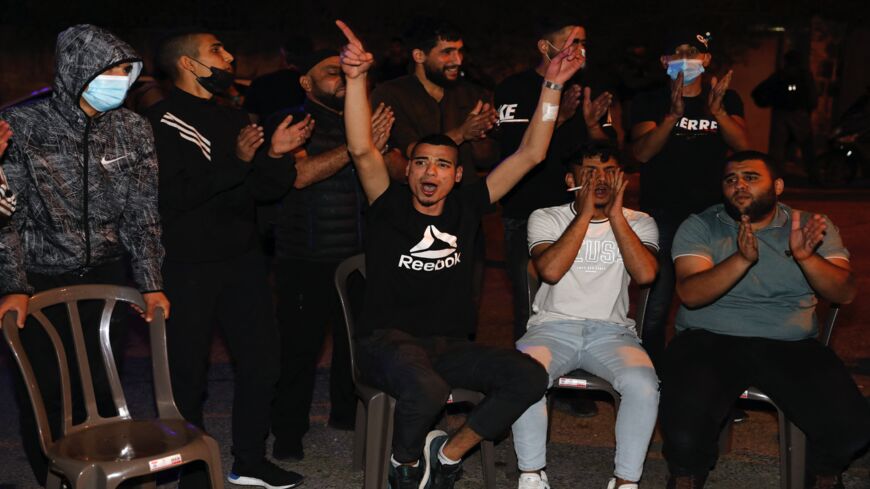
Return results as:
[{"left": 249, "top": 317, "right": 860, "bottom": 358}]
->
[{"left": 336, "top": 20, "right": 374, "bottom": 80}]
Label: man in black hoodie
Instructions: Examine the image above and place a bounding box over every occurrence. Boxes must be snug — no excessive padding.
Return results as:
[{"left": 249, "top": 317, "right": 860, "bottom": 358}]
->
[
  {"left": 147, "top": 31, "right": 310, "bottom": 488},
  {"left": 0, "top": 24, "right": 169, "bottom": 485}
]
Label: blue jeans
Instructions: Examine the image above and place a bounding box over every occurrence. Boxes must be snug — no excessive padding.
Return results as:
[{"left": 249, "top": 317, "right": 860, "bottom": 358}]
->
[{"left": 512, "top": 319, "right": 660, "bottom": 481}]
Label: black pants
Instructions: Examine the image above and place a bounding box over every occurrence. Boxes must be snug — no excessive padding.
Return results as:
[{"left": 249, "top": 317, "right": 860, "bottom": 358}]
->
[
  {"left": 503, "top": 217, "right": 531, "bottom": 342},
  {"left": 639, "top": 210, "right": 682, "bottom": 367},
  {"left": 660, "top": 329, "right": 870, "bottom": 477},
  {"left": 164, "top": 248, "right": 280, "bottom": 484},
  {"left": 272, "top": 258, "right": 356, "bottom": 444},
  {"left": 357, "top": 328, "right": 548, "bottom": 463},
  {"left": 10, "top": 260, "right": 129, "bottom": 485}
]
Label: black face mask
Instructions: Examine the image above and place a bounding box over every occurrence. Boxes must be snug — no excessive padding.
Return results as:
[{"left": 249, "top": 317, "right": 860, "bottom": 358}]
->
[{"left": 190, "top": 57, "right": 234, "bottom": 94}]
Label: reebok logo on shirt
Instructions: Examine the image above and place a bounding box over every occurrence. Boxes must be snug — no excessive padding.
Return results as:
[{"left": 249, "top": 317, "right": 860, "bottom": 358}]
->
[{"left": 399, "top": 225, "right": 462, "bottom": 271}]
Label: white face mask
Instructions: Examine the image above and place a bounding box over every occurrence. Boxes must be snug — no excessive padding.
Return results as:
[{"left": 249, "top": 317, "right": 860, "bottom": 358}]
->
[{"left": 666, "top": 58, "right": 705, "bottom": 85}]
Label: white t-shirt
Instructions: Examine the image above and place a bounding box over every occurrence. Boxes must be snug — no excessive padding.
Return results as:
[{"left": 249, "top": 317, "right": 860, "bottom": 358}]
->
[{"left": 527, "top": 203, "right": 659, "bottom": 330}]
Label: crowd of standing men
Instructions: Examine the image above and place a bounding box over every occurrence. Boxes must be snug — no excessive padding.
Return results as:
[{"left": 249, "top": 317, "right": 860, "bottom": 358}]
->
[{"left": 0, "top": 14, "right": 868, "bottom": 489}]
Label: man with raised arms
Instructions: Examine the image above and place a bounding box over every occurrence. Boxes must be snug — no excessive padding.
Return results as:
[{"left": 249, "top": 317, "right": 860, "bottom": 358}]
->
[{"left": 336, "top": 19, "right": 584, "bottom": 489}]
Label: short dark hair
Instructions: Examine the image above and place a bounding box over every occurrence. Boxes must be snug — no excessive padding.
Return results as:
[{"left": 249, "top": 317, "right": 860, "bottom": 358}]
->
[
  {"left": 565, "top": 139, "right": 620, "bottom": 167},
  {"left": 534, "top": 15, "right": 584, "bottom": 42},
  {"left": 157, "top": 30, "right": 208, "bottom": 81},
  {"left": 725, "top": 150, "right": 782, "bottom": 180},
  {"left": 411, "top": 133, "right": 460, "bottom": 159},
  {"left": 404, "top": 17, "right": 462, "bottom": 55}
]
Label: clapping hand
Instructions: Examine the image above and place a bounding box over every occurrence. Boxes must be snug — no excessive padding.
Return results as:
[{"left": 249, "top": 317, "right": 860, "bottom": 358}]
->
[
  {"left": 582, "top": 87, "right": 613, "bottom": 129},
  {"left": 459, "top": 100, "right": 498, "bottom": 142},
  {"left": 236, "top": 124, "right": 265, "bottom": 162},
  {"left": 669, "top": 72, "right": 684, "bottom": 119},
  {"left": 557, "top": 84, "right": 582, "bottom": 126},
  {"left": 737, "top": 215, "right": 759, "bottom": 264},
  {"left": 269, "top": 114, "right": 314, "bottom": 158},
  {"left": 371, "top": 103, "right": 395, "bottom": 152},
  {"left": 789, "top": 210, "right": 826, "bottom": 261},
  {"left": 708, "top": 70, "right": 733, "bottom": 117}
]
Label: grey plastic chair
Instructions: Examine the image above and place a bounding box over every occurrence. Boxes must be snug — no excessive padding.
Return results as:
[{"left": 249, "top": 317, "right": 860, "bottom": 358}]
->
[
  {"left": 334, "top": 254, "right": 497, "bottom": 489},
  {"left": 2, "top": 284, "right": 224, "bottom": 489},
  {"left": 718, "top": 304, "right": 841, "bottom": 489}
]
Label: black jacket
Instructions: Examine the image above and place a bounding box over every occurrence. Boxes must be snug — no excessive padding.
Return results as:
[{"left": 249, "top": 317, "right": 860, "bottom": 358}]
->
[
  {"left": 0, "top": 24, "right": 163, "bottom": 295},
  {"left": 147, "top": 87, "right": 296, "bottom": 263},
  {"left": 268, "top": 99, "right": 365, "bottom": 262}
]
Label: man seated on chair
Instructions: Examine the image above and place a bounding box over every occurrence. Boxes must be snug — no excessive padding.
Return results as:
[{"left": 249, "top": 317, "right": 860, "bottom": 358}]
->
[
  {"left": 337, "top": 20, "right": 585, "bottom": 489},
  {"left": 512, "top": 140, "right": 660, "bottom": 489},
  {"left": 660, "top": 150, "right": 870, "bottom": 489}
]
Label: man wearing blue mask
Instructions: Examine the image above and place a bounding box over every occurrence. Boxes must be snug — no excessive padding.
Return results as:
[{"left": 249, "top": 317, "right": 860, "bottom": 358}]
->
[
  {"left": 0, "top": 24, "right": 169, "bottom": 486},
  {"left": 147, "top": 30, "right": 312, "bottom": 489},
  {"left": 629, "top": 30, "right": 749, "bottom": 367}
]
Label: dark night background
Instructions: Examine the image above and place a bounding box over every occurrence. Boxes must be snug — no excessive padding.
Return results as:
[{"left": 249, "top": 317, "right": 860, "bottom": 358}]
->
[{"left": 2, "top": 0, "right": 869, "bottom": 152}]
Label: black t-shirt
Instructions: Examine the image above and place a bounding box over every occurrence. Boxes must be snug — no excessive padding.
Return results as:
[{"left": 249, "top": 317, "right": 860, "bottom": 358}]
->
[
  {"left": 493, "top": 69, "right": 605, "bottom": 220},
  {"left": 359, "top": 180, "right": 490, "bottom": 339},
  {"left": 243, "top": 69, "right": 306, "bottom": 122},
  {"left": 631, "top": 87, "right": 744, "bottom": 217}
]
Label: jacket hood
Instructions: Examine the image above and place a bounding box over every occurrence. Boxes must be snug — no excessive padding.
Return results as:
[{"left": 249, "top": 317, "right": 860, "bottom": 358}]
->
[{"left": 52, "top": 24, "right": 143, "bottom": 112}]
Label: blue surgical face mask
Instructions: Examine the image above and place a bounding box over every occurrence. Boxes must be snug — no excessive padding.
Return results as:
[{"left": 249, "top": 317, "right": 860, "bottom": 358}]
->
[
  {"left": 82, "top": 74, "right": 130, "bottom": 112},
  {"left": 666, "top": 59, "right": 705, "bottom": 85}
]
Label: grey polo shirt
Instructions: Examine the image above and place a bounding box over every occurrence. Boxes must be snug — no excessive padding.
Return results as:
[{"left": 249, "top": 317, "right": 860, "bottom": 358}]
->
[{"left": 671, "top": 203, "right": 849, "bottom": 340}]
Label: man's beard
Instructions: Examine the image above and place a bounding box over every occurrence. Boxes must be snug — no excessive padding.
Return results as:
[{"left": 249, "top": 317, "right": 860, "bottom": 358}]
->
[
  {"left": 312, "top": 88, "right": 344, "bottom": 111},
  {"left": 723, "top": 185, "right": 777, "bottom": 222},
  {"left": 424, "top": 63, "right": 459, "bottom": 87}
]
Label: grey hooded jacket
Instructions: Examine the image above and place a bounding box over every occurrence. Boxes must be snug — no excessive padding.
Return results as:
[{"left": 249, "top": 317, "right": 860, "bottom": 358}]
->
[{"left": 0, "top": 24, "right": 163, "bottom": 295}]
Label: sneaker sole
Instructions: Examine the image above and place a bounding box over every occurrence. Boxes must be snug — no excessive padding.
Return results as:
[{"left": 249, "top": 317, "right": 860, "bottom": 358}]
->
[
  {"left": 419, "top": 429, "right": 447, "bottom": 489},
  {"left": 227, "top": 473, "right": 303, "bottom": 489}
]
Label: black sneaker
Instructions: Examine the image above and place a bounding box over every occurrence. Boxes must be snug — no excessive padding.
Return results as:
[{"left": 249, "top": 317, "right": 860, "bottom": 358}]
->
[
  {"left": 421, "top": 430, "right": 462, "bottom": 489},
  {"left": 272, "top": 437, "right": 305, "bottom": 461},
  {"left": 388, "top": 461, "right": 423, "bottom": 489},
  {"left": 227, "top": 459, "right": 304, "bottom": 488}
]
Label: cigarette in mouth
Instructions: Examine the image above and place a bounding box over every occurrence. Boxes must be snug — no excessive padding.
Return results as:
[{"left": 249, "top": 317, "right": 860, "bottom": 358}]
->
[{"left": 566, "top": 185, "right": 583, "bottom": 192}]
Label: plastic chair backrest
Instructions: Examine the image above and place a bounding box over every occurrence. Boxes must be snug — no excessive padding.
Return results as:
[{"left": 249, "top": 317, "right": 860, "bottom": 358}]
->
[
  {"left": 818, "top": 303, "right": 840, "bottom": 346},
  {"left": 1, "top": 284, "right": 182, "bottom": 456},
  {"left": 335, "top": 254, "right": 367, "bottom": 385},
  {"left": 525, "top": 263, "right": 650, "bottom": 337}
]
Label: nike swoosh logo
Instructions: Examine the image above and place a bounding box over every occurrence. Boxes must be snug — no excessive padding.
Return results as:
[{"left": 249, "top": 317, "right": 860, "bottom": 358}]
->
[{"left": 101, "top": 154, "right": 130, "bottom": 166}]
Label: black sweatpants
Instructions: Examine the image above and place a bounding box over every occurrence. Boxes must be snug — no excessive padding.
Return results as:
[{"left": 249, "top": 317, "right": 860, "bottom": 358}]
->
[
  {"left": 10, "top": 260, "right": 129, "bottom": 485},
  {"left": 660, "top": 329, "right": 870, "bottom": 478},
  {"left": 164, "top": 248, "right": 280, "bottom": 485},
  {"left": 272, "top": 258, "right": 356, "bottom": 444},
  {"left": 357, "top": 328, "right": 548, "bottom": 463}
]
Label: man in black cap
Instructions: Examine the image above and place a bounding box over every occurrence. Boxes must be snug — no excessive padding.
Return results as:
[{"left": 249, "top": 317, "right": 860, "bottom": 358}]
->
[
  {"left": 265, "top": 49, "right": 395, "bottom": 461},
  {"left": 629, "top": 29, "right": 749, "bottom": 366}
]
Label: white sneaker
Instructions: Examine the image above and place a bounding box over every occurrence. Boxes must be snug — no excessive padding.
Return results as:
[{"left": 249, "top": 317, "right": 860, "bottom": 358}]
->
[
  {"left": 606, "top": 477, "right": 639, "bottom": 489},
  {"left": 518, "top": 471, "right": 550, "bottom": 489}
]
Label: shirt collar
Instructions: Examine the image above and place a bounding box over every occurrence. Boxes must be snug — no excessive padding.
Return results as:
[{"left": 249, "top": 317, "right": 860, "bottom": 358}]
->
[{"left": 715, "top": 202, "right": 790, "bottom": 229}]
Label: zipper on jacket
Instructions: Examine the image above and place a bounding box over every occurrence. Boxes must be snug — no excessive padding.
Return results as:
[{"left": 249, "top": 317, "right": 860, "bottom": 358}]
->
[{"left": 81, "top": 117, "right": 92, "bottom": 274}]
